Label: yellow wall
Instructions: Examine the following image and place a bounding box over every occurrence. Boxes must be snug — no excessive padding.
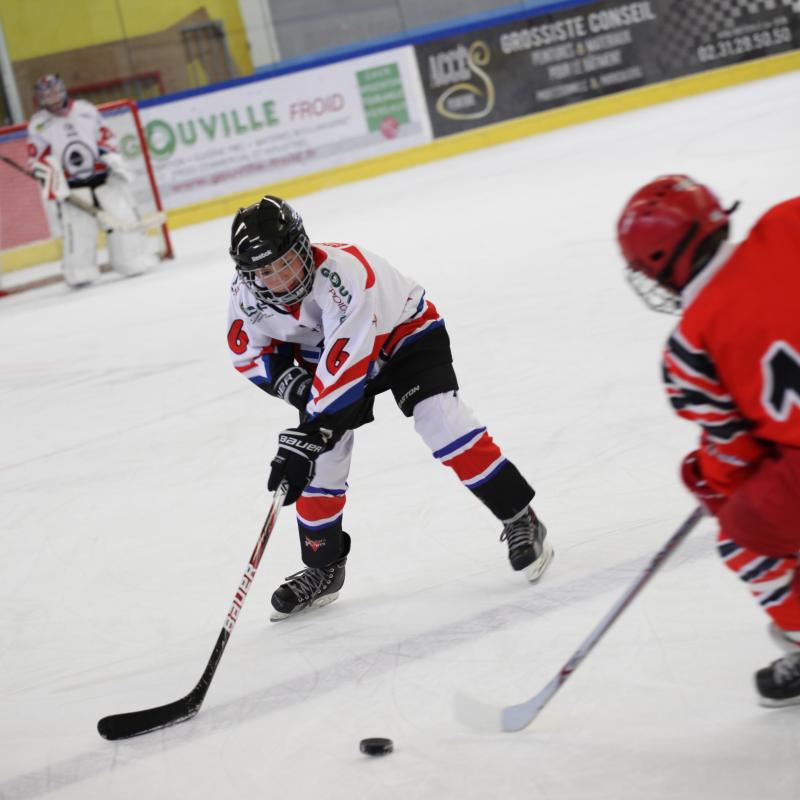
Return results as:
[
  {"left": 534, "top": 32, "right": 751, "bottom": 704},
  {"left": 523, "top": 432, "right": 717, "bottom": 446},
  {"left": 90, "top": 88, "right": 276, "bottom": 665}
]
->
[{"left": 0, "top": 0, "right": 252, "bottom": 74}]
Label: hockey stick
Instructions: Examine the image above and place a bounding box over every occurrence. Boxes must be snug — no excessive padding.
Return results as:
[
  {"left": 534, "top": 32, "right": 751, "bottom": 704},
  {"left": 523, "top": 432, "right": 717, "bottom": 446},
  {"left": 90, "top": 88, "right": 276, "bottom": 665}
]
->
[
  {"left": 455, "top": 506, "right": 706, "bottom": 733},
  {"left": 0, "top": 153, "right": 166, "bottom": 233},
  {"left": 97, "top": 483, "right": 288, "bottom": 740}
]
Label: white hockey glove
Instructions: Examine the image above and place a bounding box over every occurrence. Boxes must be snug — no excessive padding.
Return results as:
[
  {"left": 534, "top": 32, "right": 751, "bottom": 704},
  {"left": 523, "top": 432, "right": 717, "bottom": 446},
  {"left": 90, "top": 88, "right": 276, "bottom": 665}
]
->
[
  {"left": 100, "top": 152, "right": 134, "bottom": 183},
  {"left": 31, "top": 155, "right": 69, "bottom": 202}
]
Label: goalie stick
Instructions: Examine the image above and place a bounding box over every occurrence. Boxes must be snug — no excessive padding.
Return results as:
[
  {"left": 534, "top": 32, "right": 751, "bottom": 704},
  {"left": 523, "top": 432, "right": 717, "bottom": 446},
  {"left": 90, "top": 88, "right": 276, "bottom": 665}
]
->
[
  {"left": 455, "top": 506, "right": 706, "bottom": 733},
  {"left": 0, "top": 153, "right": 166, "bottom": 233},
  {"left": 97, "top": 483, "right": 288, "bottom": 740}
]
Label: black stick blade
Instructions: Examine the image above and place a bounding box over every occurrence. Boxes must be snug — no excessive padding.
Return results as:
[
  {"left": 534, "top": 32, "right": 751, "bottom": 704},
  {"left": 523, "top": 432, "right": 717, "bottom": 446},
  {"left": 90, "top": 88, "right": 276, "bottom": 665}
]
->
[
  {"left": 96, "top": 491, "right": 284, "bottom": 742},
  {"left": 98, "top": 691, "right": 202, "bottom": 740}
]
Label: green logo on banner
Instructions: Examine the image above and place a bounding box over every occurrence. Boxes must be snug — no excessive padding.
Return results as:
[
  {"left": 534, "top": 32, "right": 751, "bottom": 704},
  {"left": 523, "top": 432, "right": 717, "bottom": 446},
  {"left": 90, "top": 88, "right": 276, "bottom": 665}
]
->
[
  {"left": 142, "top": 102, "right": 280, "bottom": 159},
  {"left": 357, "top": 64, "right": 409, "bottom": 134}
]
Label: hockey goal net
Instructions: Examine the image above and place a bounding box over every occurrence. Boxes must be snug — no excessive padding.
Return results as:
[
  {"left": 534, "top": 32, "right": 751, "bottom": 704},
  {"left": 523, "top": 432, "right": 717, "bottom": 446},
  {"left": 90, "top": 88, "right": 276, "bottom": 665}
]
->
[{"left": 0, "top": 98, "right": 172, "bottom": 293}]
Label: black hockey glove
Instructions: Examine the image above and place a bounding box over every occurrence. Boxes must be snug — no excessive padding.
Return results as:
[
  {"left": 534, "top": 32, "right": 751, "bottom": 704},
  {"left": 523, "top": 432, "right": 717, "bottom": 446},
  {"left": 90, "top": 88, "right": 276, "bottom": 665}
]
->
[
  {"left": 268, "top": 426, "right": 332, "bottom": 505},
  {"left": 272, "top": 365, "right": 312, "bottom": 413}
]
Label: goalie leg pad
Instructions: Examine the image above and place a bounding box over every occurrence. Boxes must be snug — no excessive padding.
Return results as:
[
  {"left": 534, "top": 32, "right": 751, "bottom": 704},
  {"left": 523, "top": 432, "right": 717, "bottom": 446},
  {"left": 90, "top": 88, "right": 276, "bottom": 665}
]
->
[
  {"left": 95, "top": 177, "right": 158, "bottom": 276},
  {"left": 60, "top": 190, "right": 100, "bottom": 287}
]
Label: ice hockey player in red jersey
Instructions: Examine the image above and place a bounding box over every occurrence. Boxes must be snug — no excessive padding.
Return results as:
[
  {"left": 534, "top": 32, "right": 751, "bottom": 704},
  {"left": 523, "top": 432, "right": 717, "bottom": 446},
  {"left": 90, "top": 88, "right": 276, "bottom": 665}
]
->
[
  {"left": 227, "top": 196, "right": 554, "bottom": 620},
  {"left": 617, "top": 174, "right": 800, "bottom": 707},
  {"left": 27, "top": 74, "right": 157, "bottom": 287}
]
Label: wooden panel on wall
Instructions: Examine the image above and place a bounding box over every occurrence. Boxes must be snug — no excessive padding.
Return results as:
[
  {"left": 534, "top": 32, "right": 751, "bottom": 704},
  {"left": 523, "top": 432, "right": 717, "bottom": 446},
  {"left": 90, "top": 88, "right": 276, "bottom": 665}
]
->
[{"left": 12, "top": 9, "right": 231, "bottom": 116}]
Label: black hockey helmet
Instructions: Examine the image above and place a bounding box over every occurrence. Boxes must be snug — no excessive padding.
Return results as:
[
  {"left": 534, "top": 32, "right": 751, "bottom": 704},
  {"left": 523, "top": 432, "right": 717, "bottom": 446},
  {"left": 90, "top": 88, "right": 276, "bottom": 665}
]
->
[{"left": 229, "top": 195, "right": 314, "bottom": 309}]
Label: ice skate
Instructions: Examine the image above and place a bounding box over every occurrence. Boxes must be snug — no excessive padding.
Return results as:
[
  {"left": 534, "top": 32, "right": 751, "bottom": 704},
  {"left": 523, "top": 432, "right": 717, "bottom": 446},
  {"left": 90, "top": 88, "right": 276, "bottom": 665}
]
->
[
  {"left": 500, "top": 507, "right": 554, "bottom": 582},
  {"left": 755, "top": 651, "right": 800, "bottom": 707},
  {"left": 270, "top": 533, "right": 350, "bottom": 621}
]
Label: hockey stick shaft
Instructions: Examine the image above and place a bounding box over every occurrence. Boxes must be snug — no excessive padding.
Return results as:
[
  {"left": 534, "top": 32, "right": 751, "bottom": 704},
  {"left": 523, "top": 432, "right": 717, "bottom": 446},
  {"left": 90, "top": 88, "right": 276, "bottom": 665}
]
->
[
  {"left": 501, "top": 506, "right": 706, "bottom": 731},
  {"left": 97, "top": 483, "right": 288, "bottom": 740},
  {"left": 0, "top": 153, "right": 164, "bottom": 233},
  {"left": 0, "top": 153, "right": 102, "bottom": 219}
]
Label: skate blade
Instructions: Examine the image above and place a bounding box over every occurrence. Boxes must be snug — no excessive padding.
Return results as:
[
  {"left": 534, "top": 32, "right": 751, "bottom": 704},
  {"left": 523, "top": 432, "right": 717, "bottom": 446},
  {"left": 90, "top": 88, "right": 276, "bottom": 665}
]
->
[
  {"left": 269, "top": 591, "right": 340, "bottom": 622},
  {"left": 757, "top": 693, "right": 800, "bottom": 708},
  {"left": 524, "top": 541, "right": 554, "bottom": 583}
]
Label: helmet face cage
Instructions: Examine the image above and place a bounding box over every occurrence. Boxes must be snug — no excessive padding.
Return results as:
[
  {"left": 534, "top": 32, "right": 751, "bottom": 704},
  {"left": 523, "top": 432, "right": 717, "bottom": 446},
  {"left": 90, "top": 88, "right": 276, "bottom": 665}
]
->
[
  {"left": 238, "top": 234, "right": 314, "bottom": 309},
  {"left": 229, "top": 197, "right": 314, "bottom": 310},
  {"left": 624, "top": 265, "right": 681, "bottom": 315},
  {"left": 617, "top": 175, "right": 729, "bottom": 313},
  {"left": 34, "top": 74, "right": 67, "bottom": 113}
]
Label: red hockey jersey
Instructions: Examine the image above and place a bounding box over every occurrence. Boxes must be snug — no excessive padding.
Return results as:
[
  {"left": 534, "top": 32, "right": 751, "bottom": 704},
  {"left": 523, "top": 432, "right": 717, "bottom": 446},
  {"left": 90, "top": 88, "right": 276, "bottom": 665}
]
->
[{"left": 662, "top": 197, "right": 800, "bottom": 494}]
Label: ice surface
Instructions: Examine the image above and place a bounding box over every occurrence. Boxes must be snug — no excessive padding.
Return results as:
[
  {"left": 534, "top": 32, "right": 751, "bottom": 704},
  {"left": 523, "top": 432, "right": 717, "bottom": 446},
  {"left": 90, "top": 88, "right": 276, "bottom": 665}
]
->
[{"left": 1, "top": 71, "right": 799, "bottom": 799}]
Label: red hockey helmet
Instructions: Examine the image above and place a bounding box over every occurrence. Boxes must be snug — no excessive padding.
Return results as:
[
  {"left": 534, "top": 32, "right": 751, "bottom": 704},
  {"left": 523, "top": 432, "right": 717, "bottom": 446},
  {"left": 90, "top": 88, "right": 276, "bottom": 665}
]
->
[
  {"left": 34, "top": 74, "right": 68, "bottom": 114},
  {"left": 616, "top": 175, "right": 731, "bottom": 312}
]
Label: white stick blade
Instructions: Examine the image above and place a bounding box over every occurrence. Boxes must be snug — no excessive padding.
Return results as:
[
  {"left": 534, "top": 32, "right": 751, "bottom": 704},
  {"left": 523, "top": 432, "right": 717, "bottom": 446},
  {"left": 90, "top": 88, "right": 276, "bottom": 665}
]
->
[
  {"left": 500, "top": 676, "right": 560, "bottom": 732},
  {"left": 501, "top": 696, "right": 546, "bottom": 732},
  {"left": 453, "top": 691, "right": 504, "bottom": 734}
]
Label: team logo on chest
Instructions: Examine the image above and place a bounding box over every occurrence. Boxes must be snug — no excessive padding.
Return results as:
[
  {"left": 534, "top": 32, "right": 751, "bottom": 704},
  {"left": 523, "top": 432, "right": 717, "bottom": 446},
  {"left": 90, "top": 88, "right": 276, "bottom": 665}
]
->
[
  {"left": 320, "top": 267, "right": 353, "bottom": 305},
  {"left": 62, "top": 140, "right": 96, "bottom": 180}
]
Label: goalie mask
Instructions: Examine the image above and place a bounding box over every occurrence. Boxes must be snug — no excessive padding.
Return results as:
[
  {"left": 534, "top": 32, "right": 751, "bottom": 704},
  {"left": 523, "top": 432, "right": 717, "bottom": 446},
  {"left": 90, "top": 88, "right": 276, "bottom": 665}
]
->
[
  {"left": 229, "top": 196, "right": 315, "bottom": 310},
  {"left": 34, "top": 74, "right": 69, "bottom": 114},
  {"left": 616, "top": 175, "right": 733, "bottom": 314}
]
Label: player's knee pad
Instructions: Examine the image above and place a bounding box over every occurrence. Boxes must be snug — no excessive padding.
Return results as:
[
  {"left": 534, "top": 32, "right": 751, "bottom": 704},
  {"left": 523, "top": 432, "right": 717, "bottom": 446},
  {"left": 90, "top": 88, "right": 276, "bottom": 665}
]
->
[
  {"left": 718, "top": 531, "right": 800, "bottom": 626},
  {"left": 717, "top": 532, "right": 798, "bottom": 590},
  {"left": 60, "top": 193, "right": 100, "bottom": 286},
  {"left": 412, "top": 391, "right": 482, "bottom": 453}
]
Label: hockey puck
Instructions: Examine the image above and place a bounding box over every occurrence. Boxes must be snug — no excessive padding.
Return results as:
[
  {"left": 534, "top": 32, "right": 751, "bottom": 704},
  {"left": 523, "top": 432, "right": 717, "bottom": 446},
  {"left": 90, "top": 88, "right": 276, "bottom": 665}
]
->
[{"left": 359, "top": 737, "right": 393, "bottom": 756}]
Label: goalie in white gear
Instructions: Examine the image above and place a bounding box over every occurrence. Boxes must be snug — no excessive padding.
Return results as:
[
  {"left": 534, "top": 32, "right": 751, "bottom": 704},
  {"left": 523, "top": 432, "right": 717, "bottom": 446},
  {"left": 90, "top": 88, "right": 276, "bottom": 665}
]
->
[{"left": 27, "top": 74, "right": 157, "bottom": 288}]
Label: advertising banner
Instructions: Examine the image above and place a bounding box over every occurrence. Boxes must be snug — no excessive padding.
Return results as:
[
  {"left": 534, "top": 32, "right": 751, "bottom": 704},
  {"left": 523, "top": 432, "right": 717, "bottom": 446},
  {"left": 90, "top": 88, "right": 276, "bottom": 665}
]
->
[
  {"left": 136, "top": 47, "right": 431, "bottom": 208},
  {"left": 415, "top": 0, "right": 800, "bottom": 138}
]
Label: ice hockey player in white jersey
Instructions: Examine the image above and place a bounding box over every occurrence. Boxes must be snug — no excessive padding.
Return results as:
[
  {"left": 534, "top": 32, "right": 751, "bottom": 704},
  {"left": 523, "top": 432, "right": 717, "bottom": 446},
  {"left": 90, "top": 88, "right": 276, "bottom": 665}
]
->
[
  {"left": 227, "top": 196, "right": 554, "bottom": 620},
  {"left": 27, "top": 74, "right": 157, "bottom": 287}
]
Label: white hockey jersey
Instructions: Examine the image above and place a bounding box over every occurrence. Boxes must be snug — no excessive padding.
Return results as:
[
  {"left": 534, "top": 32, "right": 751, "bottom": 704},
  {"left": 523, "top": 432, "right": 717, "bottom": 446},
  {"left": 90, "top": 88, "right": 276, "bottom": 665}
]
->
[
  {"left": 27, "top": 99, "right": 117, "bottom": 186},
  {"left": 227, "top": 243, "right": 443, "bottom": 423}
]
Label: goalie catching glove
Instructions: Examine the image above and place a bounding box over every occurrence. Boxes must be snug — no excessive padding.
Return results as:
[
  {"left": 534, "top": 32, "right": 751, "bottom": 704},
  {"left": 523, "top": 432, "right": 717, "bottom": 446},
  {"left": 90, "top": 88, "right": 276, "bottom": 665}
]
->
[{"left": 268, "top": 426, "right": 334, "bottom": 505}]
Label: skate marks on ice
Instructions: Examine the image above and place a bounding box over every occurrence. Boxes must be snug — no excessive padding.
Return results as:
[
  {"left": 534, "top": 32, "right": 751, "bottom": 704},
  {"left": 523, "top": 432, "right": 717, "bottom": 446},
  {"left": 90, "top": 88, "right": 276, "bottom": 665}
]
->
[{"left": 0, "top": 532, "right": 712, "bottom": 800}]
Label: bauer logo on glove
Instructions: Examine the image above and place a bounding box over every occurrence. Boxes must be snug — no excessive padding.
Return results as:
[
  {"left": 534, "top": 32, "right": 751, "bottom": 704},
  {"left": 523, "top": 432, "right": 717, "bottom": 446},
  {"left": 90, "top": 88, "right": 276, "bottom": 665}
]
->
[
  {"left": 268, "top": 427, "right": 333, "bottom": 504},
  {"left": 278, "top": 432, "right": 326, "bottom": 455}
]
